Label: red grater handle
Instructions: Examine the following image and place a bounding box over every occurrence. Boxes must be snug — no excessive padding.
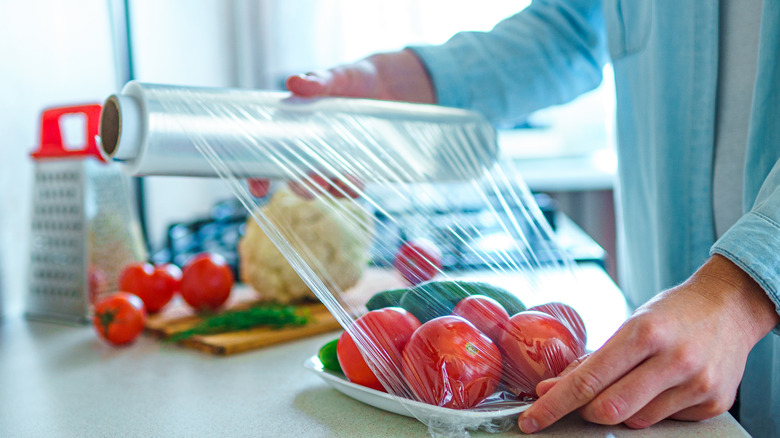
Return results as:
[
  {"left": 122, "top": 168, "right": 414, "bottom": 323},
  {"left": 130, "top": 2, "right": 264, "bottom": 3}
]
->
[{"left": 32, "top": 104, "right": 106, "bottom": 162}]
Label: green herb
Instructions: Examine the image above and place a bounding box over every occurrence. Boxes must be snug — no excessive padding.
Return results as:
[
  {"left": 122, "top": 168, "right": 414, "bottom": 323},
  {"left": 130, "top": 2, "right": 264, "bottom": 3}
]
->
[{"left": 168, "top": 304, "right": 311, "bottom": 342}]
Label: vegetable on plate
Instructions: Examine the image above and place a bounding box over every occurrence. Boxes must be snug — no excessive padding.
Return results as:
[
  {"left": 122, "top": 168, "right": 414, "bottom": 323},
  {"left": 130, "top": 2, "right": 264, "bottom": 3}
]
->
[
  {"left": 318, "top": 338, "right": 342, "bottom": 373},
  {"left": 365, "top": 288, "right": 407, "bottom": 311},
  {"left": 401, "top": 315, "right": 502, "bottom": 409},
  {"left": 528, "top": 301, "right": 587, "bottom": 349},
  {"left": 398, "top": 280, "right": 525, "bottom": 323},
  {"left": 498, "top": 310, "right": 584, "bottom": 397},
  {"left": 451, "top": 295, "right": 510, "bottom": 344},
  {"left": 337, "top": 307, "right": 421, "bottom": 392}
]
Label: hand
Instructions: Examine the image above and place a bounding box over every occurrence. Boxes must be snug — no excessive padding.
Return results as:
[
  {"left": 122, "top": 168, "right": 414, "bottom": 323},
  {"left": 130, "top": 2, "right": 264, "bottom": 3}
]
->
[
  {"left": 518, "top": 254, "right": 780, "bottom": 433},
  {"left": 285, "top": 50, "right": 436, "bottom": 104}
]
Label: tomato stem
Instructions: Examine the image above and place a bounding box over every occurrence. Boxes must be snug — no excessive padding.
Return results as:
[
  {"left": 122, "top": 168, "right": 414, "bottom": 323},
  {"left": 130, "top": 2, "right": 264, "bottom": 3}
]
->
[{"left": 97, "top": 308, "right": 118, "bottom": 336}]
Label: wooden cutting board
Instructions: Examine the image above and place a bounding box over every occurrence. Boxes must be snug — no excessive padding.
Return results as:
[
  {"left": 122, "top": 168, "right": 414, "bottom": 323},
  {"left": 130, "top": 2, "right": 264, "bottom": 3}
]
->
[{"left": 145, "top": 268, "right": 406, "bottom": 356}]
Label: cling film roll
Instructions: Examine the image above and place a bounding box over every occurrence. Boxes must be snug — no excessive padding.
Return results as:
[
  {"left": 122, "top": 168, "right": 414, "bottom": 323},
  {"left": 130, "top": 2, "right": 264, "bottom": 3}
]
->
[
  {"left": 99, "top": 81, "right": 498, "bottom": 181},
  {"left": 100, "top": 81, "right": 589, "bottom": 437}
]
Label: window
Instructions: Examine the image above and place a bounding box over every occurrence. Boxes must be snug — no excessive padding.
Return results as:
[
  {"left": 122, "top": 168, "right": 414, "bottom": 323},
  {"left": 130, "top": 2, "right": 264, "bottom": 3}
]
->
[{"left": 242, "top": 0, "right": 530, "bottom": 88}]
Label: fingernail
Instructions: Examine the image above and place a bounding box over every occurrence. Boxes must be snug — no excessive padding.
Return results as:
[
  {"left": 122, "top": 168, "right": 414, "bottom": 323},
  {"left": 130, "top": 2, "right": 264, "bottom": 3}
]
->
[{"left": 520, "top": 415, "right": 539, "bottom": 434}]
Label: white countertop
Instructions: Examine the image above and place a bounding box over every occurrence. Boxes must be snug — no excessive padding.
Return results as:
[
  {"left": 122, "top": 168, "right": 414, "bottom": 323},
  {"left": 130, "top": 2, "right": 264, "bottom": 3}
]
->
[{"left": 0, "top": 264, "right": 748, "bottom": 437}]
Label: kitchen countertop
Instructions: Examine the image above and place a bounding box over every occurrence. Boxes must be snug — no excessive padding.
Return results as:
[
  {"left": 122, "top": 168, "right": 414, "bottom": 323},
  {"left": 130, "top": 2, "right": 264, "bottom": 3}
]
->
[{"left": 0, "top": 264, "right": 749, "bottom": 437}]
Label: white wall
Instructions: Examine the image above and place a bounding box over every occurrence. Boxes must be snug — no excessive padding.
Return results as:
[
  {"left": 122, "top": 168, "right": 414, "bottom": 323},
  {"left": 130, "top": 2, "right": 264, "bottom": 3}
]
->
[
  {"left": 127, "top": 0, "right": 239, "bottom": 249},
  {"left": 0, "top": 0, "right": 120, "bottom": 317},
  {"left": 0, "top": 0, "right": 242, "bottom": 316},
  {"left": 255, "top": 0, "right": 528, "bottom": 87}
]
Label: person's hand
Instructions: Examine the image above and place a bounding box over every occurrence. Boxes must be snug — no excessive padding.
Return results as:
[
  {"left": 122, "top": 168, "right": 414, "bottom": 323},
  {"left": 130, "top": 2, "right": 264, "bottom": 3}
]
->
[
  {"left": 285, "top": 50, "right": 435, "bottom": 104},
  {"left": 518, "top": 254, "right": 780, "bottom": 433}
]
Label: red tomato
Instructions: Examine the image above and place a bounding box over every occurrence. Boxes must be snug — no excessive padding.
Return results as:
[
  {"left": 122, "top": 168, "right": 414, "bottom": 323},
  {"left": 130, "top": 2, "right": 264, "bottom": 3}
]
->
[
  {"left": 528, "top": 302, "right": 587, "bottom": 350},
  {"left": 288, "top": 172, "right": 364, "bottom": 199},
  {"left": 393, "top": 239, "right": 442, "bottom": 285},
  {"left": 118, "top": 262, "right": 182, "bottom": 313},
  {"left": 93, "top": 292, "right": 147, "bottom": 346},
  {"left": 337, "top": 307, "right": 421, "bottom": 392},
  {"left": 180, "top": 253, "right": 234, "bottom": 312},
  {"left": 88, "top": 265, "right": 107, "bottom": 305},
  {"left": 288, "top": 172, "right": 332, "bottom": 199},
  {"left": 498, "top": 311, "right": 583, "bottom": 397},
  {"left": 247, "top": 178, "right": 271, "bottom": 198},
  {"left": 402, "top": 315, "right": 502, "bottom": 409},
  {"left": 452, "top": 295, "right": 510, "bottom": 343},
  {"left": 327, "top": 174, "right": 364, "bottom": 199}
]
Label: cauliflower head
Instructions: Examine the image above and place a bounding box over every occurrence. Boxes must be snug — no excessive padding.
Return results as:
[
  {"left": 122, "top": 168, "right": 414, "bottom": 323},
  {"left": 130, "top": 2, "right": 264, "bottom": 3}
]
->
[{"left": 238, "top": 188, "right": 374, "bottom": 303}]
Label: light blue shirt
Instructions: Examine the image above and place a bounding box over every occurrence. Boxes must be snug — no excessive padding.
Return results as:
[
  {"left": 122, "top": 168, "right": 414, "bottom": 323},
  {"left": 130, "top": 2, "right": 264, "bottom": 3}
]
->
[{"left": 410, "top": 1, "right": 780, "bottom": 436}]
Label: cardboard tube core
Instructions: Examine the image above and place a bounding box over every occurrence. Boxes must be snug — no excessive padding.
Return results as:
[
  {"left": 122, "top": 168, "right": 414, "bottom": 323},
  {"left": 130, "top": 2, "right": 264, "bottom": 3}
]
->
[
  {"left": 99, "top": 94, "right": 141, "bottom": 161},
  {"left": 99, "top": 96, "right": 121, "bottom": 157}
]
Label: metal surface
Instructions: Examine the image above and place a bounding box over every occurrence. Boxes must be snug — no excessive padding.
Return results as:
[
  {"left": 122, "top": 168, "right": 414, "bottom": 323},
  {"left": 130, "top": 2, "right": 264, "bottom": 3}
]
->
[{"left": 26, "top": 159, "right": 147, "bottom": 324}]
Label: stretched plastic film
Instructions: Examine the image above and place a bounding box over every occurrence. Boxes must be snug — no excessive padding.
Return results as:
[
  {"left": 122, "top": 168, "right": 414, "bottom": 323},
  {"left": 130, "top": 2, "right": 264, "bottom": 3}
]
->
[{"left": 100, "top": 82, "right": 588, "bottom": 437}]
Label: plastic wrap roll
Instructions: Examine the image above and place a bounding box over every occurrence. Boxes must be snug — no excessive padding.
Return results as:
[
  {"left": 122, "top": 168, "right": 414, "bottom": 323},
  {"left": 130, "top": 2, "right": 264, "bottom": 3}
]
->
[{"left": 98, "top": 81, "right": 499, "bottom": 181}]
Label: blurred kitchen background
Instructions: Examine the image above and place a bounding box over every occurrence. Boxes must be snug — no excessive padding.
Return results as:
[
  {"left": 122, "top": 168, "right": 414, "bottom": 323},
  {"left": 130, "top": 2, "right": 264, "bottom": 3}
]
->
[{"left": 0, "top": 0, "right": 616, "bottom": 318}]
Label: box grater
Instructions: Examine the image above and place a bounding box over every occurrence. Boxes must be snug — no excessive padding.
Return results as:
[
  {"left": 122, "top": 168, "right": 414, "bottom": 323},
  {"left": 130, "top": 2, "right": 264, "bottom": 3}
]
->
[{"left": 25, "top": 104, "right": 147, "bottom": 324}]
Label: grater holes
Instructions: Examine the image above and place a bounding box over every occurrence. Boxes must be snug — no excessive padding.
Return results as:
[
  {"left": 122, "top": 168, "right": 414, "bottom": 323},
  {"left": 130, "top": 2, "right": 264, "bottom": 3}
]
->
[
  {"left": 31, "top": 285, "right": 80, "bottom": 298},
  {"left": 31, "top": 251, "right": 80, "bottom": 265}
]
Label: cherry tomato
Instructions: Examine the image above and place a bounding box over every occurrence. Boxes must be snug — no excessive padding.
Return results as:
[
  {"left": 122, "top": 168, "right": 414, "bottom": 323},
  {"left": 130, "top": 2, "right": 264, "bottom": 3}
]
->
[
  {"left": 393, "top": 239, "right": 442, "bottom": 285},
  {"left": 288, "top": 172, "right": 332, "bottom": 199},
  {"left": 118, "top": 262, "right": 182, "bottom": 313},
  {"left": 88, "top": 265, "right": 107, "bottom": 305},
  {"left": 452, "top": 295, "right": 510, "bottom": 343},
  {"left": 327, "top": 174, "right": 364, "bottom": 199},
  {"left": 498, "top": 310, "right": 583, "bottom": 397},
  {"left": 528, "top": 301, "right": 587, "bottom": 350},
  {"left": 93, "top": 292, "right": 147, "bottom": 346},
  {"left": 337, "top": 307, "right": 421, "bottom": 392},
  {"left": 402, "top": 315, "right": 502, "bottom": 409},
  {"left": 180, "top": 253, "right": 234, "bottom": 312},
  {"left": 247, "top": 178, "right": 271, "bottom": 198}
]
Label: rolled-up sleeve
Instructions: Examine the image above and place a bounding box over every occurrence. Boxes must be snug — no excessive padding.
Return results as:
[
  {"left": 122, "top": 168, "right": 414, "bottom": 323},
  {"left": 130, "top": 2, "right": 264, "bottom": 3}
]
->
[
  {"left": 408, "top": 0, "right": 608, "bottom": 125},
  {"left": 711, "top": 0, "right": 780, "bottom": 331},
  {"left": 712, "top": 159, "right": 780, "bottom": 332}
]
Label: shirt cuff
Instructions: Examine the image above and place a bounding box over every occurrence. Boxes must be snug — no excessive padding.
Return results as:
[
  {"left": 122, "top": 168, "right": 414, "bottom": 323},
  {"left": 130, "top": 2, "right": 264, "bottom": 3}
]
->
[
  {"left": 711, "top": 211, "right": 780, "bottom": 335},
  {"left": 406, "top": 45, "right": 467, "bottom": 109}
]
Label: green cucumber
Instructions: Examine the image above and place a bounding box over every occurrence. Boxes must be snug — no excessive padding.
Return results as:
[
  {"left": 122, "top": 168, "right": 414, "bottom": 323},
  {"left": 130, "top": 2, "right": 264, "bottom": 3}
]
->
[
  {"left": 454, "top": 280, "right": 527, "bottom": 315},
  {"left": 365, "top": 288, "right": 408, "bottom": 311},
  {"left": 399, "top": 280, "right": 526, "bottom": 323},
  {"left": 317, "top": 338, "right": 342, "bottom": 373}
]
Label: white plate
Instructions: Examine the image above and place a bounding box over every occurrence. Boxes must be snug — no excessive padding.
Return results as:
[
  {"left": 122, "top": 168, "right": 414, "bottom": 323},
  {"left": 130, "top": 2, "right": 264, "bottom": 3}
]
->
[{"left": 303, "top": 355, "right": 529, "bottom": 422}]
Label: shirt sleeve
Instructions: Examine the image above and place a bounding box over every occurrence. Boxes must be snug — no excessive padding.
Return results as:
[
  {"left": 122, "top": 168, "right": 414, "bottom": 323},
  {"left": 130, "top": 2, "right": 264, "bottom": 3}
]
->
[
  {"left": 710, "top": 1, "right": 780, "bottom": 331},
  {"left": 712, "top": 158, "right": 780, "bottom": 331},
  {"left": 407, "top": 0, "right": 609, "bottom": 125}
]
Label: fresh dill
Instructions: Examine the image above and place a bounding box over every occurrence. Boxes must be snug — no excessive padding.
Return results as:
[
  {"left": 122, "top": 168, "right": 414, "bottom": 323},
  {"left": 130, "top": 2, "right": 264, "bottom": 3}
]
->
[{"left": 168, "top": 304, "right": 311, "bottom": 342}]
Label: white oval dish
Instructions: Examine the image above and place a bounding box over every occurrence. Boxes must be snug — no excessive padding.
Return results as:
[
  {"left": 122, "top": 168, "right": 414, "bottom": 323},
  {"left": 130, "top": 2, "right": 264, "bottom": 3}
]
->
[{"left": 303, "top": 355, "right": 530, "bottom": 421}]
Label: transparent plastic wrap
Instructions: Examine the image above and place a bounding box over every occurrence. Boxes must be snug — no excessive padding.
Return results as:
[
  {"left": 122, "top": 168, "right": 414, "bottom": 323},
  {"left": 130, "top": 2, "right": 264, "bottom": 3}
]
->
[{"left": 100, "top": 82, "right": 589, "bottom": 437}]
